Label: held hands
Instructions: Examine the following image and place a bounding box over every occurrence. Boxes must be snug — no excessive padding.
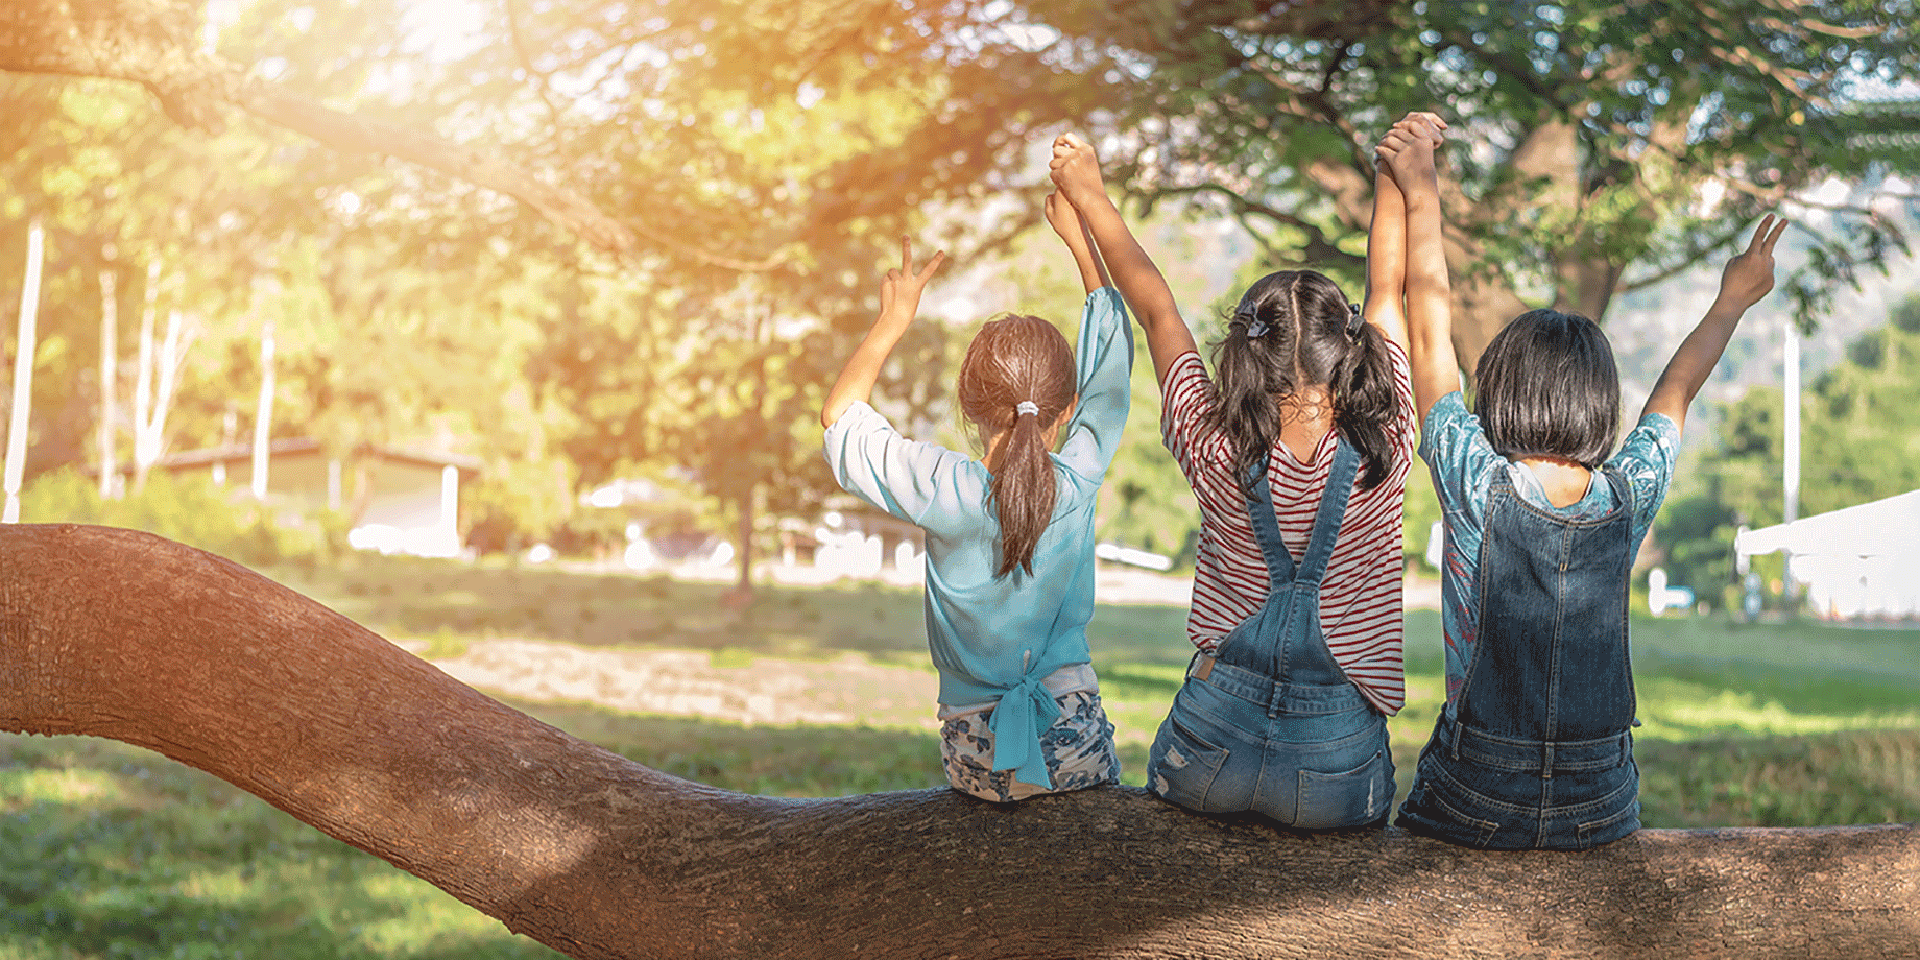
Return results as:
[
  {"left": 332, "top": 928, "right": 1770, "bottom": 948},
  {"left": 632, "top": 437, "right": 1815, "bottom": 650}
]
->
[
  {"left": 1716, "top": 215, "right": 1789, "bottom": 313},
  {"left": 878, "top": 237, "right": 945, "bottom": 325},
  {"left": 1048, "top": 133, "right": 1107, "bottom": 208},
  {"left": 1045, "top": 190, "right": 1088, "bottom": 250},
  {"left": 1374, "top": 112, "right": 1447, "bottom": 190}
]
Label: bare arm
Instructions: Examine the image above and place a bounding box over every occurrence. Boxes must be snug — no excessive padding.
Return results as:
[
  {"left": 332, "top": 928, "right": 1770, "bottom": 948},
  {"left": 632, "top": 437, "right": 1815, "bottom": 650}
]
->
[
  {"left": 1364, "top": 153, "right": 1413, "bottom": 354},
  {"left": 1378, "top": 115, "right": 1457, "bottom": 420},
  {"left": 820, "top": 238, "right": 947, "bottom": 429},
  {"left": 1641, "top": 215, "right": 1787, "bottom": 435},
  {"left": 1046, "top": 190, "right": 1110, "bottom": 294},
  {"left": 1050, "top": 133, "right": 1196, "bottom": 386}
]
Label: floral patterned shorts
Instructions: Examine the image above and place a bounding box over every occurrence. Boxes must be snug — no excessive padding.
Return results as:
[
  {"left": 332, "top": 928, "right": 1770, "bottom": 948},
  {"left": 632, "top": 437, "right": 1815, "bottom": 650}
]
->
[{"left": 939, "top": 690, "right": 1121, "bottom": 802}]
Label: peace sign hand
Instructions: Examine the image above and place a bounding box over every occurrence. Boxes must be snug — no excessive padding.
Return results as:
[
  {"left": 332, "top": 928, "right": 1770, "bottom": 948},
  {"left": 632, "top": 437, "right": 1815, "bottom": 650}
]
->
[
  {"left": 879, "top": 236, "right": 947, "bottom": 323},
  {"left": 1717, "top": 215, "right": 1789, "bottom": 313}
]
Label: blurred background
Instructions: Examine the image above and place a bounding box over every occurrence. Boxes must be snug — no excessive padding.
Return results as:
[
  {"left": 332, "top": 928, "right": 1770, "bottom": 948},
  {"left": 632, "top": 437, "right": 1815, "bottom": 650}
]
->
[{"left": 2, "top": 1, "right": 1918, "bottom": 956}]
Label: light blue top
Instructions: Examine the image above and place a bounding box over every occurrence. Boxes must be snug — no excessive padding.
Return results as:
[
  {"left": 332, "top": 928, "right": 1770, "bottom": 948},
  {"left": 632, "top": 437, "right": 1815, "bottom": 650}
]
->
[
  {"left": 1419, "top": 390, "right": 1679, "bottom": 700},
  {"left": 822, "top": 287, "right": 1133, "bottom": 788}
]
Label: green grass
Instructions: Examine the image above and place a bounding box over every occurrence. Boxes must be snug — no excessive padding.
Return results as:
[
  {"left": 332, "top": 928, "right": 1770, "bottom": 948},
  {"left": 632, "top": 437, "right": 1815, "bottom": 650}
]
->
[{"left": 4, "top": 558, "right": 1917, "bottom": 956}]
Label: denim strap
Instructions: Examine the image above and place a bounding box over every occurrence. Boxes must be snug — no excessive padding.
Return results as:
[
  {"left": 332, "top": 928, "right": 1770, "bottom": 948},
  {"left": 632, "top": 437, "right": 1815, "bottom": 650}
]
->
[{"left": 1240, "top": 437, "right": 1362, "bottom": 591}]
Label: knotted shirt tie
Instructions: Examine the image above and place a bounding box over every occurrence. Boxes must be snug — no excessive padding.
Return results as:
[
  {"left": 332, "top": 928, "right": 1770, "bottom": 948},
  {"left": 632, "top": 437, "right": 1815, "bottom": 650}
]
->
[{"left": 986, "top": 669, "right": 1064, "bottom": 789}]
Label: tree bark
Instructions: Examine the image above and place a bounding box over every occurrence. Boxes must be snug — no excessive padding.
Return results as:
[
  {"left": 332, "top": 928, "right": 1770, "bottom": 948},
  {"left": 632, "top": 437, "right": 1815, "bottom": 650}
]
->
[{"left": 2, "top": 523, "right": 1916, "bottom": 960}]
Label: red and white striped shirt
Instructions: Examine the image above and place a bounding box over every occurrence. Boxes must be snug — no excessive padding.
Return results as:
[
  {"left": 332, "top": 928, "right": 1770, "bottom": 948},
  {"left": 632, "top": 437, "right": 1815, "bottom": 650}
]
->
[{"left": 1159, "top": 343, "right": 1415, "bottom": 715}]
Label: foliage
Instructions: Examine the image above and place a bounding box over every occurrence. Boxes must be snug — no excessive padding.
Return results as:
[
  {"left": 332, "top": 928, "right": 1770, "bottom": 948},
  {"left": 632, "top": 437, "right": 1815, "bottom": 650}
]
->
[
  {"left": 16, "top": 468, "right": 345, "bottom": 567},
  {"left": 955, "top": 0, "right": 1920, "bottom": 363},
  {"left": 1659, "top": 294, "right": 1920, "bottom": 590},
  {"left": 9, "top": 0, "right": 1920, "bottom": 575}
]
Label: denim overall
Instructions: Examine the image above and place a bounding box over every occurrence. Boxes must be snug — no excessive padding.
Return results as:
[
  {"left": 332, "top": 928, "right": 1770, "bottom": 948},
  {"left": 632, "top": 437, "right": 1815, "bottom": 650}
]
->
[
  {"left": 1146, "top": 438, "right": 1394, "bottom": 829},
  {"left": 1397, "top": 466, "right": 1641, "bottom": 849}
]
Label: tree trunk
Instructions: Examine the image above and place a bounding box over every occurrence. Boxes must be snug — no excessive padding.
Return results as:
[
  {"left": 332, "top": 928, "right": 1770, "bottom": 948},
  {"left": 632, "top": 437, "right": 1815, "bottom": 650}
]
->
[
  {"left": 1, "top": 524, "right": 1914, "bottom": 960},
  {"left": 131, "top": 259, "right": 159, "bottom": 490},
  {"left": 97, "top": 245, "right": 119, "bottom": 499},
  {"left": 251, "top": 316, "right": 274, "bottom": 501},
  {"left": 3, "top": 217, "right": 46, "bottom": 523},
  {"left": 132, "top": 304, "right": 191, "bottom": 490}
]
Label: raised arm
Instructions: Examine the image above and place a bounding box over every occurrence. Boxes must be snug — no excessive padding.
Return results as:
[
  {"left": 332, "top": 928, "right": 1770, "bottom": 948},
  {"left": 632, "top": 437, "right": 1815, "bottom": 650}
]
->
[
  {"left": 820, "top": 238, "right": 947, "bottom": 429},
  {"left": 1377, "top": 114, "right": 1456, "bottom": 420},
  {"left": 1046, "top": 190, "right": 1110, "bottom": 294},
  {"left": 1641, "top": 215, "right": 1787, "bottom": 435},
  {"left": 1364, "top": 150, "right": 1413, "bottom": 354},
  {"left": 1049, "top": 133, "right": 1197, "bottom": 386}
]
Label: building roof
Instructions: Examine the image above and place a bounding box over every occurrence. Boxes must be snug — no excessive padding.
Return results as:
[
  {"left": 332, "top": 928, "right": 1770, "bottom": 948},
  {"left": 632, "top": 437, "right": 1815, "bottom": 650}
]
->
[
  {"left": 1735, "top": 489, "right": 1920, "bottom": 559},
  {"left": 156, "top": 438, "right": 482, "bottom": 477}
]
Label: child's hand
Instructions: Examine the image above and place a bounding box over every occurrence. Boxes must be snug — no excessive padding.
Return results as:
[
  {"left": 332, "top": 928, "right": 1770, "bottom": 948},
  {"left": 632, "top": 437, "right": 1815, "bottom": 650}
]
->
[
  {"left": 879, "top": 237, "right": 946, "bottom": 323},
  {"left": 1375, "top": 113, "right": 1445, "bottom": 188},
  {"left": 1045, "top": 190, "right": 1085, "bottom": 247},
  {"left": 1395, "top": 111, "right": 1447, "bottom": 148},
  {"left": 1715, "top": 214, "right": 1789, "bottom": 313},
  {"left": 1048, "top": 133, "right": 1107, "bottom": 208}
]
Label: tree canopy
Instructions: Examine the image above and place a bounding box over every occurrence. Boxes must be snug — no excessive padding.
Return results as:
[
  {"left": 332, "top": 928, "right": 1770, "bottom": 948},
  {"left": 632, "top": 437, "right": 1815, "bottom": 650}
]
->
[
  {"left": 4, "top": 0, "right": 1918, "bottom": 557},
  {"left": 953, "top": 0, "right": 1920, "bottom": 367}
]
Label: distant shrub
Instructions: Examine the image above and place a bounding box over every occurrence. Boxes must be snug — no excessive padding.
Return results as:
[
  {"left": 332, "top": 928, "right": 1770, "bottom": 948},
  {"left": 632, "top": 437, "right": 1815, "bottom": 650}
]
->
[{"left": 18, "top": 469, "right": 348, "bottom": 568}]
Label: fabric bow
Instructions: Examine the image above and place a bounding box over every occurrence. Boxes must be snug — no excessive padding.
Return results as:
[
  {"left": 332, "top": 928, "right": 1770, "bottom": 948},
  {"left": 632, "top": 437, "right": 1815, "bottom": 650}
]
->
[{"left": 987, "top": 669, "right": 1064, "bottom": 789}]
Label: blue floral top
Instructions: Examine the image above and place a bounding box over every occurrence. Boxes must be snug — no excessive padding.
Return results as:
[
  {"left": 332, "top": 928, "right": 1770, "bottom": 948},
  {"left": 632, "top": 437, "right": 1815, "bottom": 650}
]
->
[{"left": 1420, "top": 390, "right": 1678, "bottom": 699}]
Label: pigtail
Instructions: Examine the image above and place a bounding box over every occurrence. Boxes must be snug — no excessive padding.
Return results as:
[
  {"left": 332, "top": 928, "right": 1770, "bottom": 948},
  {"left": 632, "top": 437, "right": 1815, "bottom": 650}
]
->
[
  {"left": 1207, "top": 270, "right": 1399, "bottom": 493},
  {"left": 1209, "top": 320, "right": 1286, "bottom": 497},
  {"left": 1333, "top": 319, "right": 1399, "bottom": 490},
  {"left": 988, "top": 406, "right": 1059, "bottom": 577}
]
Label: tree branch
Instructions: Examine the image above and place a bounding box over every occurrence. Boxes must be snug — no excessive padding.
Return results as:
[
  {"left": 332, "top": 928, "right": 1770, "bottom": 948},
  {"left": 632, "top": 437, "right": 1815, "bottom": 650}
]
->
[
  {"left": 0, "top": 0, "right": 789, "bottom": 271},
  {"left": 1144, "top": 182, "right": 1356, "bottom": 267},
  {"left": 4, "top": 523, "right": 1917, "bottom": 960}
]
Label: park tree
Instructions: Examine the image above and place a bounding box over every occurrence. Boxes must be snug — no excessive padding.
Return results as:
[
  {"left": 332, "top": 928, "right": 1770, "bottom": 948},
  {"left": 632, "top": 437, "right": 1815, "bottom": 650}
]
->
[{"left": 962, "top": 0, "right": 1920, "bottom": 373}]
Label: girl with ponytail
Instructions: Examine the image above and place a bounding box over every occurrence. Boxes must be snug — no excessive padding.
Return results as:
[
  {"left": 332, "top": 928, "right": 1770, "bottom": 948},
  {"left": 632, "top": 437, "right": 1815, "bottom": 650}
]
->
[
  {"left": 820, "top": 189, "right": 1134, "bottom": 802},
  {"left": 1050, "top": 120, "right": 1434, "bottom": 828}
]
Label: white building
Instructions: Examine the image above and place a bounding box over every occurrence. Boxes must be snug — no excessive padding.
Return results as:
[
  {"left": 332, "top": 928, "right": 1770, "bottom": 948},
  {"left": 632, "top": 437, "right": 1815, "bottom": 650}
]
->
[
  {"left": 158, "top": 438, "right": 480, "bottom": 558},
  {"left": 1734, "top": 489, "right": 1920, "bottom": 622}
]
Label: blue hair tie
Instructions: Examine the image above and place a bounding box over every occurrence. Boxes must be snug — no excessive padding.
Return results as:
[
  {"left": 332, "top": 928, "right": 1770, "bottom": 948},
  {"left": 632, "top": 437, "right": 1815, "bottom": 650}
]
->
[{"left": 1346, "top": 302, "right": 1364, "bottom": 339}]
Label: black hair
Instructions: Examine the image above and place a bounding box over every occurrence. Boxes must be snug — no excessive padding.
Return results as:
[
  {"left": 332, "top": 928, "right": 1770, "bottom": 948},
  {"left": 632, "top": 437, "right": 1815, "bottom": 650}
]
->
[
  {"left": 957, "top": 314, "right": 1076, "bottom": 578},
  {"left": 1206, "top": 269, "right": 1398, "bottom": 493},
  {"left": 1473, "top": 308, "right": 1621, "bottom": 468}
]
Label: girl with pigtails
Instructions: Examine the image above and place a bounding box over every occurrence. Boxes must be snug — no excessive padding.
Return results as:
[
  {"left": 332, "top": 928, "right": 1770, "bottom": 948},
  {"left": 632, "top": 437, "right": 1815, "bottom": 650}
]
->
[
  {"left": 1050, "top": 118, "right": 1439, "bottom": 828},
  {"left": 820, "top": 190, "right": 1133, "bottom": 801}
]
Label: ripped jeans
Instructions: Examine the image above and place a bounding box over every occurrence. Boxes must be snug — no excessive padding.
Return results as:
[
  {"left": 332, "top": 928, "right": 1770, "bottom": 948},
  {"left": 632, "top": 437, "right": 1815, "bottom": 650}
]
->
[{"left": 1147, "top": 655, "right": 1394, "bottom": 829}]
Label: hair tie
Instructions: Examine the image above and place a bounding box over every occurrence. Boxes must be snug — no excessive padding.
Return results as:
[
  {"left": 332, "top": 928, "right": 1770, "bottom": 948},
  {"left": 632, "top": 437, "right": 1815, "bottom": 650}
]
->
[
  {"left": 1015, "top": 400, "right": 1040, "bottom": 417},
  {"left": 1345, "top": 302, "right": 1364, "bottom": 339},
  {"left": 1233, "top": 304, "right": 1270, "bottom": 339}
]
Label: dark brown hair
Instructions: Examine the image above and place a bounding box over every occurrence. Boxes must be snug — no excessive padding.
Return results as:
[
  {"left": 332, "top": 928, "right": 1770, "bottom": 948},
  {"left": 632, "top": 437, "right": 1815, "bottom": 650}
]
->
[
  {"left": 1474, "top": 309, "right": 1620, "bottom": 468},
  {"left": 1207, "top": 269, "right": 1398, "bottom": 492},
  {"left": 957, "top": 314, "right": 1076, "bottom": 577}
]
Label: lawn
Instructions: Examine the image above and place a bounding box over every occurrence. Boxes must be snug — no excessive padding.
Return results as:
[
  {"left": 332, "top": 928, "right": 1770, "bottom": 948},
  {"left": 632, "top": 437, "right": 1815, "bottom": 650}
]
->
[{"left": 2, "top": 556, "right": 1915, "bottom": 958}]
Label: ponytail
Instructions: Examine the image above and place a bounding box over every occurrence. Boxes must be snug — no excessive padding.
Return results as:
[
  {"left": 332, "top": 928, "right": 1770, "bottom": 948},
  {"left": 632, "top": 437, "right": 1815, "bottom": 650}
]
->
[
  {"left": 956, "top": 314, "right": 1076, "bottom": 578},
  {"left": 988, "top": 403, "right": 1059, "bottom": 577}
]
